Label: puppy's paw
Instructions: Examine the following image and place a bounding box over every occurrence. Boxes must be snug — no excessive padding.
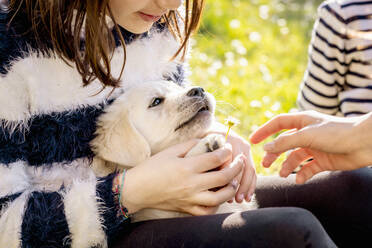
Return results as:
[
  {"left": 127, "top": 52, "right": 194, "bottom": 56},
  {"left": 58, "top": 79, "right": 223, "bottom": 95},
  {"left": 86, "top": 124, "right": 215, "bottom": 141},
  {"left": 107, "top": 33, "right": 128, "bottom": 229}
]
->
[
  {"left": 186, "top": 134, "right": 225, "bottom": 157},
  {"left": 204, "top": 134, "right": 225, "bottom": 152}
]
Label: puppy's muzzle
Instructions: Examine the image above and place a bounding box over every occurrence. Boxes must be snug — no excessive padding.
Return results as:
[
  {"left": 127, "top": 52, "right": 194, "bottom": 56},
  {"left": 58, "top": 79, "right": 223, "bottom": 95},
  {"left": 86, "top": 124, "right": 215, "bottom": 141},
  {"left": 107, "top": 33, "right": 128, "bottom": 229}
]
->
[
  {"left": 175, "top": 87, "right": 211, "bottom": 131},
  {"left": 187, "top": 87, "right": 209, "bottom": 112},
  {"left": 187, "top": 87, "right": 205, "bottom": 98}
]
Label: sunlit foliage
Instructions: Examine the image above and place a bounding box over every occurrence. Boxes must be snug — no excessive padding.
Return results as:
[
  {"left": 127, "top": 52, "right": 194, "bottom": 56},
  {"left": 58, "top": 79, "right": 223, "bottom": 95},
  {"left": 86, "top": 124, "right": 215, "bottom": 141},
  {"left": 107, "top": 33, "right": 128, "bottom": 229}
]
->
[{"left": 190, "top": 0, "right": 323, "bottom": 174}]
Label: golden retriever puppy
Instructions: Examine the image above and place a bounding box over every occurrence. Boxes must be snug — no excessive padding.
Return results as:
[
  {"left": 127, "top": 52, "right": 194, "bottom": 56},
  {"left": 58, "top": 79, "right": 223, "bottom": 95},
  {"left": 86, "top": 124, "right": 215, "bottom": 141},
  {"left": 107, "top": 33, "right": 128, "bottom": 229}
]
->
[{"left": 91, "top": 80, "right": 254, "bottom": 222}]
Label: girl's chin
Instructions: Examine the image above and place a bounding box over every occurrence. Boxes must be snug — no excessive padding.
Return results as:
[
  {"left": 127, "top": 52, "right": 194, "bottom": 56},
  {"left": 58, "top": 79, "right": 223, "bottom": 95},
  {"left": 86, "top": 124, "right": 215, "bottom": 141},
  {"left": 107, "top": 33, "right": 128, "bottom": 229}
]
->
[{"left": 117, "top": 22, "right": 153, "bottom": 34}]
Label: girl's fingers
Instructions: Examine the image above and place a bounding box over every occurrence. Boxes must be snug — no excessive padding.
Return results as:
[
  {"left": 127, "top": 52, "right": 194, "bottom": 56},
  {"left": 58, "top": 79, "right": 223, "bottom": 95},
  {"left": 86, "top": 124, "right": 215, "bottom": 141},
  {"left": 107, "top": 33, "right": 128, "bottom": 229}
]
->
[
  {"left": 249, "top": 113, "right": 305, "bottom": 144},
  {"left": 262, "top": 127, "right": 315, "bottom": 155},
  {"left": 260, "top": 129, "right": 298, "bottom": 167},
  {"left": 190, "top": 144, "right": 233, "bottom": 173},
  {"left": 240, "top": 146, "right": 257, "bottom": 202},
  {"left": 262, "top": 152, "right": 281, "bottom": 168},
  {"left": 198, "top": 154, "right": 244, "bottom": 190},
  {"left": 235, "top": 156, "right": 256, "bottom": 203},
  {"left": 194, "top": 184, "right": 236, "bottom": 207},
  {"left": 245, "top": 174, "right": 257, "bottom": 202},
  {"left": 279, "top": 148, "right": 312, "bottom": 178},
  {"left": 296, "top": 160, "right": 324, "bottom": 184},
  {"left": 188, "top": 205, "right": 218, "bottom": 216}
]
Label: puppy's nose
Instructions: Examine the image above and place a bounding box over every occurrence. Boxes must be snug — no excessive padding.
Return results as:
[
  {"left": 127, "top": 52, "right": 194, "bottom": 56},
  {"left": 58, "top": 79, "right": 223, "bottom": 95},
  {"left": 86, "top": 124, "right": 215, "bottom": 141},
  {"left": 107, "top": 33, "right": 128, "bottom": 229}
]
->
[{"left": 187, "top": 87, "right": 205, "bottom": 97}]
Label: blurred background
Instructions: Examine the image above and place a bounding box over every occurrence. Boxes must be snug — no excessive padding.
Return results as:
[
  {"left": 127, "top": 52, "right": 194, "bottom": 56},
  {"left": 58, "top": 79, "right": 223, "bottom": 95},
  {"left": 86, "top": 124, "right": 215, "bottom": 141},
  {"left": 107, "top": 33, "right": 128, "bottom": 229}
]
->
[{"left": 189, "top": 0, "right": 324, "bottom": 175}]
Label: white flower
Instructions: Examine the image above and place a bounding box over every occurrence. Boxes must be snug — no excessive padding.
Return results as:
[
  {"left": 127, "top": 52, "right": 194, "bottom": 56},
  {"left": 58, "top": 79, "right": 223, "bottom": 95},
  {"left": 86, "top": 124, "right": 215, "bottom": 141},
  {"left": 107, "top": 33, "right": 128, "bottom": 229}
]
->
[
  {"left": 225, "top": 116, "right": 240, "bottom": 127},
  {"left": 224, "top": 116, "right": 240, "bottom": 141}
]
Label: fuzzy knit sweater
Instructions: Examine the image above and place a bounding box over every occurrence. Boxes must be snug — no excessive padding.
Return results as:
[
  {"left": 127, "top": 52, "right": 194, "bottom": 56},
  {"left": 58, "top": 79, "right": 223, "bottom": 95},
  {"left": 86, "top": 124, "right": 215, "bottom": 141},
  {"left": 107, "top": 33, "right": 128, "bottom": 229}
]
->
[{"left": 0, "top": 2, "right": 186, "bottom": 248}]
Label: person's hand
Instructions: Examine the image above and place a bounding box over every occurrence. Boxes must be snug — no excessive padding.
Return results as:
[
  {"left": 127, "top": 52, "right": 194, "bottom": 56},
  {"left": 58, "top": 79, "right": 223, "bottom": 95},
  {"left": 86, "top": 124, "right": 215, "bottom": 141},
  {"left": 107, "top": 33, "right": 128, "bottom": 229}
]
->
[
  {"left": 209, "top": 122, "right": 256, "bottom": 203},
  {"left": 117, "top": 139, "right": 245, "bottom": 216},
  {"left": 249, "top": 111, "right": 372, "bottom": 184}
]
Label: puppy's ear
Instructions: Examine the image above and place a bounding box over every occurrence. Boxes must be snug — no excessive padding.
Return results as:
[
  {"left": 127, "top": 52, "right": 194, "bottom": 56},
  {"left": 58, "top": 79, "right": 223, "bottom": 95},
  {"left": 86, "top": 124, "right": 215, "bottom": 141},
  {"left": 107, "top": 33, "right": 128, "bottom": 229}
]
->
[{"left": 91, "top": 101, "right": 151, "bottom": 167}]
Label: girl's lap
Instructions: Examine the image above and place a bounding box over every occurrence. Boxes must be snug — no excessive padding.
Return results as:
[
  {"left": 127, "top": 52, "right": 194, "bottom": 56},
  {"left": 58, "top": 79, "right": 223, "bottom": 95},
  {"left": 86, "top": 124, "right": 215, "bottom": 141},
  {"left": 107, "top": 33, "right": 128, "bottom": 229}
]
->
[
  {"left": 113, "top": 168, "right": 372, "bottom": 248},
  {"left": 112, "top": 207, "right": 335, "bottom": 248}
]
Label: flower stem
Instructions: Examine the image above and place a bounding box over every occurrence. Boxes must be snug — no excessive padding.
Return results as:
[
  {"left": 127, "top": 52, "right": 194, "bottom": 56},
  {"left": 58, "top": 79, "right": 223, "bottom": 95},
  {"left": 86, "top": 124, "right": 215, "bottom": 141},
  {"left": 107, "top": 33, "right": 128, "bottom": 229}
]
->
[{"left": 225, "top": 126, "right": 231, "bottom": 141}]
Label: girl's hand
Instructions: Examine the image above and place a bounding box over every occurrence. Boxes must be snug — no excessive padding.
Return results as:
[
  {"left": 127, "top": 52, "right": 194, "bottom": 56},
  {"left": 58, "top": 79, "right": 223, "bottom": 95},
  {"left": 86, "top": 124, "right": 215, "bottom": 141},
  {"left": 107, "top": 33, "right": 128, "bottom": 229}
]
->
[
  {"left": 117, "top": 139, "right": 245, "bottom": 216},
  {"left": 209, "top": 122, "right": 257, "bottom": 203},
  {"left": 249, "top": 111, "right": 372, "bottom": 184}
]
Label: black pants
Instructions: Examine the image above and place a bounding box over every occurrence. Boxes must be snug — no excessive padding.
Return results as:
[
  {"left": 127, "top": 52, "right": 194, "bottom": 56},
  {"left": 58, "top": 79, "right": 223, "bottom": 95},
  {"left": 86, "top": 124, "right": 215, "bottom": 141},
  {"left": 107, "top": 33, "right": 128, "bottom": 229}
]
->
[
  {"left": 255, "top": 168, "right": 372, "bottom": 248},
  {"left": 111, "top": 168, "right": 372, "bottom": 248}
]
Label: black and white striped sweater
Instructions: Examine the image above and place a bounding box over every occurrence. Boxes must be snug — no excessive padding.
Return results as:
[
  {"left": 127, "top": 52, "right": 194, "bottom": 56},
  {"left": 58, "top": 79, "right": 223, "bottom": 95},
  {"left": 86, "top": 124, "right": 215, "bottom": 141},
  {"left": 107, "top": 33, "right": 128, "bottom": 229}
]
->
[
  {"left": 298, "top": 0, "right": 372, "bottom": 116},
  {"left": 0, "top": 3, "right": 186, "bottom": 248}
]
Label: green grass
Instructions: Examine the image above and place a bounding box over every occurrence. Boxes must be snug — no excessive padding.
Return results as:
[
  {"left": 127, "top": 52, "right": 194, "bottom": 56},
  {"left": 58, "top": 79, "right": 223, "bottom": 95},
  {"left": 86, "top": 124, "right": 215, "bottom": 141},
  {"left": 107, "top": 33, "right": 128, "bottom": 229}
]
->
[{"left": 189, "top": 0, "right": 323, "bottom": 175}]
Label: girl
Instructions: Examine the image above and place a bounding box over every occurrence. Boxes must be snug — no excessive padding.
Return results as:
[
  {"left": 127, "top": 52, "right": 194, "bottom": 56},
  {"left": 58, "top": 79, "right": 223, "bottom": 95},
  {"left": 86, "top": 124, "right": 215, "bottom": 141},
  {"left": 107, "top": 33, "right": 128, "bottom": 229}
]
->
[{"left": 0, "top": 0, "right": 335, "bottom": 247}]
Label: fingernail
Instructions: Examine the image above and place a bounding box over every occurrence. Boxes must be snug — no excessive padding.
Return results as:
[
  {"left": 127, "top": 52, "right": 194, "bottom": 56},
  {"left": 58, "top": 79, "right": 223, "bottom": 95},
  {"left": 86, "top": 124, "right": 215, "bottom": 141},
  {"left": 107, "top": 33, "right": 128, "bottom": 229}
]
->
[
  {"left": 247, "top": 193, "right": 253, "bottom": 202},
  {"left": 263, "top": 142, "right": 275, "bottom": 151},
  {"left": 237, "top": 154, "right": 243, "bottom": 161},
  {"left": 239, "top": 155, "right": 245, "bottom": 164},
  {"left": 238, "top": 193, "right": 244, "bottom": 202},
  {"left": 231, "top": 179, "right": 238, "bottom": 189},
  {"left": 262, "top": 159, "right": 269, "bottom": 167},
  {"left": 228, "top": 157, "right": 243, "bottom": 170}
]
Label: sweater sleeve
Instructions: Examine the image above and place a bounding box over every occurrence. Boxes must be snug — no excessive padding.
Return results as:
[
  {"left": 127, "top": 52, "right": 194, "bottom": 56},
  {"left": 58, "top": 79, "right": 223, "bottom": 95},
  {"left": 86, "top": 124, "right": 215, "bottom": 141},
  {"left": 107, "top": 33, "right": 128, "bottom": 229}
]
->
[
  {"left": 297, "top": 1, "right": 347, "bottom": 115},
  {"left": 0, "top": 161, "right": 129, "bottom": 248}
]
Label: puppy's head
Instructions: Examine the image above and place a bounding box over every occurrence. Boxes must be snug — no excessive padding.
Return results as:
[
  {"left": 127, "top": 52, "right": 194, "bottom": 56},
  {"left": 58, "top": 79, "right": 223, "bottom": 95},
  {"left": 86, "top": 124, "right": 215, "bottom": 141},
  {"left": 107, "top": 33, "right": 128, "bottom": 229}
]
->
[
  {"left": 128, "top": 81, "right": 216, "bottom": 153},
  {"left": 92, "top": 80, "right": 215, "bottom": 166}
]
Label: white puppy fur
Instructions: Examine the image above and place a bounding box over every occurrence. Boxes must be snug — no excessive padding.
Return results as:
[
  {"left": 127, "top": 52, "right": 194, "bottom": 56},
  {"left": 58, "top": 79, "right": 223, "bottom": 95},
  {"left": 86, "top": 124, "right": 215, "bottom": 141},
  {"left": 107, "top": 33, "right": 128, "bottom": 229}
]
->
[{"left": 91, "top": 80, "right": 255, "bottom": 222}]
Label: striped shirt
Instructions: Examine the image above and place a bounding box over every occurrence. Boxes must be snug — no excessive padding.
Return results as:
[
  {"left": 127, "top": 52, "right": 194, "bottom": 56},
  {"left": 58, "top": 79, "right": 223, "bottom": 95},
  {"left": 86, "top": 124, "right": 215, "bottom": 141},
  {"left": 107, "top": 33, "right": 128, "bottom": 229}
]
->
[{"left": 298, "top": 0, "right": 372, "bottom": 117}]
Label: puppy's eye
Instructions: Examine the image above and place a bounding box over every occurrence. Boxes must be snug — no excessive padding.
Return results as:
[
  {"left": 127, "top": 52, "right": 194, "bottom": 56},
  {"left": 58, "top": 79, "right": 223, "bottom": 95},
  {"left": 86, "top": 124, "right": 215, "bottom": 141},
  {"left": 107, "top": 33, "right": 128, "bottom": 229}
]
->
[{"left": 149, "top": 97, "right": 164, "bottom": 108}]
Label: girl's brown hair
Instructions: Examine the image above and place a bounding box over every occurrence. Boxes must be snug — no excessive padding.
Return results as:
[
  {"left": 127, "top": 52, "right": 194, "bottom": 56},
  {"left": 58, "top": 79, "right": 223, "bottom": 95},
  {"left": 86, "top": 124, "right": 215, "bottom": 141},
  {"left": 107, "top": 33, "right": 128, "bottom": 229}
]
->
[{"left": 8, "top": 0, "right": 205, "bottom": 87}]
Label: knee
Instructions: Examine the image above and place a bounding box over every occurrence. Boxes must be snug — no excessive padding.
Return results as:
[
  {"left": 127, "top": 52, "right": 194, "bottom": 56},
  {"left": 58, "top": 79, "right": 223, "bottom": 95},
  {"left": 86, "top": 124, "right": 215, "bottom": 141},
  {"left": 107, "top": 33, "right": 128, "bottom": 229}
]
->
[
  {"left": 279, "top": 207, "right": 322, "bottom": 230},
  {"left": 273, "top": 208, "right": 335, "bottom": 247}
]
